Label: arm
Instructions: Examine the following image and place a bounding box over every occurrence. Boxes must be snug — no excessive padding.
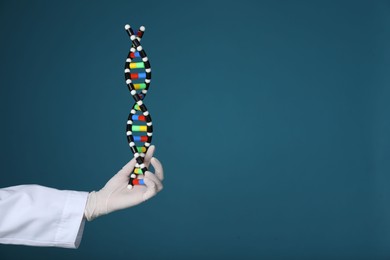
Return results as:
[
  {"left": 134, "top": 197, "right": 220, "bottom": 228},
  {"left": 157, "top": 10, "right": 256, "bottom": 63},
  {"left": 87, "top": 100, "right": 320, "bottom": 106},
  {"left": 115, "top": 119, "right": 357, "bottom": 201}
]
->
[
  {"left": 0, "top": 185, "right": 88, "bottom": 248},
  {"left": 0, "top": 145, "right": 164, "bottom": 248}
]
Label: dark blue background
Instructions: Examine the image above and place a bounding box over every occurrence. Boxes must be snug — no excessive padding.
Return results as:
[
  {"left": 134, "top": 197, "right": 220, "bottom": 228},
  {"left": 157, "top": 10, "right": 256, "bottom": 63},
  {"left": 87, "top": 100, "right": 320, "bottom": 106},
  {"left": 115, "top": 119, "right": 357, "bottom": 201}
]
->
[{"left": 0, "top": 0, "right": 389, "bottom": 259}]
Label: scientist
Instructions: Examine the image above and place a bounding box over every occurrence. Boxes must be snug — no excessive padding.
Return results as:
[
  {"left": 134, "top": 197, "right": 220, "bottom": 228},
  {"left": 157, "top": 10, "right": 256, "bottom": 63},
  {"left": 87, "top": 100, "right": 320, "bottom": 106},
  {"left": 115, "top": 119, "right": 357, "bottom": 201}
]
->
[{"left": 0, "top": 145, "right": 163, "bottom": 249}]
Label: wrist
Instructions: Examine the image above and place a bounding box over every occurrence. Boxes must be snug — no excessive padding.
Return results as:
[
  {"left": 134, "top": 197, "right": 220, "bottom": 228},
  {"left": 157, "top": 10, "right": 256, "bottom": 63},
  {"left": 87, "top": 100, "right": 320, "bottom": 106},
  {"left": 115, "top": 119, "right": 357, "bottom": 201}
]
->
[{"left": 84, "top": 191, "right": 107, "bottom": 221}]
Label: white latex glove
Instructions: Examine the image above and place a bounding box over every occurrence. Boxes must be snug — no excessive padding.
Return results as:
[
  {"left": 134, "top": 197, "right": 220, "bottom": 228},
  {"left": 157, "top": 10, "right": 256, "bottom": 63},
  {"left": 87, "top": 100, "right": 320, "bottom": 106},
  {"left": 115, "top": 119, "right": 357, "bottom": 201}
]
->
[{"left": 84, "top": 145, "right": 164, "bottom": 221}]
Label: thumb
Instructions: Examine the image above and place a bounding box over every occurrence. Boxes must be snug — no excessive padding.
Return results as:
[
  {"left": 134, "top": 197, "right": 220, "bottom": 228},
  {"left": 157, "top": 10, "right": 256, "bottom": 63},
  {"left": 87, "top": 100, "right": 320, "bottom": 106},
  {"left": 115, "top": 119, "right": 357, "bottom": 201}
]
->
[{"left": 116, "top": 158, "right": 137, "bottom": 177}]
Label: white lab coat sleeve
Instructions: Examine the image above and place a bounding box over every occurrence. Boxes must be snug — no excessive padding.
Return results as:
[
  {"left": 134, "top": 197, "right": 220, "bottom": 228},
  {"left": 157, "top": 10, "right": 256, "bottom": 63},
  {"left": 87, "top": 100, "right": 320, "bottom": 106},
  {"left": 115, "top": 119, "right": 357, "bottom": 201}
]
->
[{"left": 0, "top": 185, "right": 89, "bottom": 249}]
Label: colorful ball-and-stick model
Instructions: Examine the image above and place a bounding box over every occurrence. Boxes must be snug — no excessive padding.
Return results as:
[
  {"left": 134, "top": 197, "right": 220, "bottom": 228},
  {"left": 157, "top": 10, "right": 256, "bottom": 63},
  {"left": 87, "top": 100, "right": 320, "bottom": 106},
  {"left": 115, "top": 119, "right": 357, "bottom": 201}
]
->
[{"left": 124, "top": 24, "right": 153, "bottom": 190}]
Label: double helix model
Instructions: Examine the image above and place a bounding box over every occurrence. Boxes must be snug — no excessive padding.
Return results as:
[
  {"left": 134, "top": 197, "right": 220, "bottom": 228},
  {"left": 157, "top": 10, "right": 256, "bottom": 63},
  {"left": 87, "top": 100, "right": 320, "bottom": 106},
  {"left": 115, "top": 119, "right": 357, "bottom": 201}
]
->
[{"left": 124, "top": 24, "right": 153, "bottom": 190}]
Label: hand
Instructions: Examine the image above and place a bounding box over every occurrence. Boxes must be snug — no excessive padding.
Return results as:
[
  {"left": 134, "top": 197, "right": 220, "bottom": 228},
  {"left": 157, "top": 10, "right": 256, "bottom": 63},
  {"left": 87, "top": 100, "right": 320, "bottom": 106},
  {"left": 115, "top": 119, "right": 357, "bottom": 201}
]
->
[{"left": 84, "top": 145, "right": 164, "bottom": 221}]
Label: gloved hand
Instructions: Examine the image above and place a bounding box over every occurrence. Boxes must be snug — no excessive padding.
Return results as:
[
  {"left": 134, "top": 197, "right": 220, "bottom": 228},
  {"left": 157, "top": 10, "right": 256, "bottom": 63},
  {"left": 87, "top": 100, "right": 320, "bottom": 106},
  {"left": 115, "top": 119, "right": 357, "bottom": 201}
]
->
[{"left": 84, "top": 145, "right": 164, "bottom": 221}]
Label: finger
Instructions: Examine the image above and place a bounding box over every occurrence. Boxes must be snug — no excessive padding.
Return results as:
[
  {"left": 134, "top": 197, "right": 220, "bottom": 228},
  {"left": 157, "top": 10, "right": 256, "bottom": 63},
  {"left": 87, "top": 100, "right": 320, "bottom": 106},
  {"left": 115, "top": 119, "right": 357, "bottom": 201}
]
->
[
  {"left": 143, "top": 177, "right": 157, "bottom": 201},
  {"left": 144, "top": 145, "right": 155, "bottom": 167},
  {"left": 117, "top": 158, "right": 136, "bottom": 177},
  {"left": 150, "top": 157, "right": 164, "bottom": 181},
  {"left": 144, "top": 171, "right": 163, "bottom": 192}
]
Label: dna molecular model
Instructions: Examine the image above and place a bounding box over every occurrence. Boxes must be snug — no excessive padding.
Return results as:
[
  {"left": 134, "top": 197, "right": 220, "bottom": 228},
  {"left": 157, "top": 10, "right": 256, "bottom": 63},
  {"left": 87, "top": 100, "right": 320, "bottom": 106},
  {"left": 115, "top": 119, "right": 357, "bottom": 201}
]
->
[{"left": 124, "top": 24, "right": 153, "bottom": 190}]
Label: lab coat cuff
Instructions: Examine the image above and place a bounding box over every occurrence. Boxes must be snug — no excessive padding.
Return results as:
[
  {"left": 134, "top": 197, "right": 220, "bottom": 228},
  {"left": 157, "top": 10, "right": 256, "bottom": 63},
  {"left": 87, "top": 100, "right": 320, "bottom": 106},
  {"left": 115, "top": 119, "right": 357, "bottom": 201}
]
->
[{"left": 54, "top": 190, "right": 89, "bottom": 249}]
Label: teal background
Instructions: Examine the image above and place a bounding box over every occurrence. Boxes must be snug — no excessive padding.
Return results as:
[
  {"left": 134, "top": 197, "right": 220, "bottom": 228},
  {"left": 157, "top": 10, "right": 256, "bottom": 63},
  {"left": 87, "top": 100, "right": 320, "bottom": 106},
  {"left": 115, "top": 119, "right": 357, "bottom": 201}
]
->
[{"left": 0, "top": 0, "right": 389, "bottom": 259}]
